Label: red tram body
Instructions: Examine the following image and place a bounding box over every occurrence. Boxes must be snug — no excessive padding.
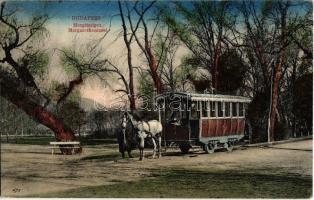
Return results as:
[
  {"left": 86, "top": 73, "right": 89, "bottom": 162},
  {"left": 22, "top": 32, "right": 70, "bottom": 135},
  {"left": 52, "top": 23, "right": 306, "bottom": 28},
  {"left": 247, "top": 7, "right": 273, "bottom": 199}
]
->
[{"left": 156, "top": 92, "right": 251, "bottom": 153}]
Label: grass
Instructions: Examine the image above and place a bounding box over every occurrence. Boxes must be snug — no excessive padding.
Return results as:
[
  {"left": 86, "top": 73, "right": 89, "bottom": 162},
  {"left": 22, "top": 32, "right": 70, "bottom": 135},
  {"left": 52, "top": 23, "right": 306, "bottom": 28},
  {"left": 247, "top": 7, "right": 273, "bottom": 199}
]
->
[
  {"left": 1, "top": 136, "right": 117, "bottom": 146},
  {"left": 37, "top": 168, "right": 312, "bottom": 198},
  {"left": 3, "top": 137, "right": 312, "bottom": 198},
  {"left": 1, "top": 136, "right": 54, "bottom": 145}
]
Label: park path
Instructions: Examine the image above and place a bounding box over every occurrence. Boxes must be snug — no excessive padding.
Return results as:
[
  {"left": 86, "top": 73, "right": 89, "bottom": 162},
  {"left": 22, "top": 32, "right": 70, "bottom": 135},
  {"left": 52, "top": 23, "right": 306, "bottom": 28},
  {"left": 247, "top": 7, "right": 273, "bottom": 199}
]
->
[{"left": 1, "top": 139, "right": 312, "bottom": 197}]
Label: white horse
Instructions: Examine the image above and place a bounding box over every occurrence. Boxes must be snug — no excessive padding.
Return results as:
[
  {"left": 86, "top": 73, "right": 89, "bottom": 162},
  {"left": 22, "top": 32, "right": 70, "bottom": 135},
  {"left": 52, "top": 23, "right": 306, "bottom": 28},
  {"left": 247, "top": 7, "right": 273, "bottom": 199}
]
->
[{"left": 125, "top": 112, "right": 163, "bottom": 160}]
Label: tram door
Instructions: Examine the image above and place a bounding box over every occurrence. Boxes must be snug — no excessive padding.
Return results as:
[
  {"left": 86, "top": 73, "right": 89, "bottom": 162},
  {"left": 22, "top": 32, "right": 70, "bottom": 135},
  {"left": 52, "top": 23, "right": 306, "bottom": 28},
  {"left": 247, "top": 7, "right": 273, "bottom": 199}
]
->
[
  {"left": 163, "top": 97, "right": 190, "bottom": 141},
  {"left": 189, "top": 101, "right": 200, "bottom": 139}
]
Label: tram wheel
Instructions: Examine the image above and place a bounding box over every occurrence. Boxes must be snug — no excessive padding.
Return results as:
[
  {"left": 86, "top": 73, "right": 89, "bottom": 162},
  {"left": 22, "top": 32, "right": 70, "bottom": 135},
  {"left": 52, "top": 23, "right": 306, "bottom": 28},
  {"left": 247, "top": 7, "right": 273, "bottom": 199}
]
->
[
  {"left": 179, "top": 142, "right": 191, "bottom": 154},
  {"left": 225, "top": 142, "right": 233, "bottom": 152},
  {"left": 204, "top": 143, "right": 215, "bottom": 154}
]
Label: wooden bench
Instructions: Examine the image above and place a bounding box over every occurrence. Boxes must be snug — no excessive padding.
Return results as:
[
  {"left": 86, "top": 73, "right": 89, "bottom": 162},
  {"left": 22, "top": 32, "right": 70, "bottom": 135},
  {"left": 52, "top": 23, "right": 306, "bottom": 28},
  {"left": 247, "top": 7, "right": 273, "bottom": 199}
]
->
[{"left": 48, "top": 141, "right": 81, "bottom": 155}]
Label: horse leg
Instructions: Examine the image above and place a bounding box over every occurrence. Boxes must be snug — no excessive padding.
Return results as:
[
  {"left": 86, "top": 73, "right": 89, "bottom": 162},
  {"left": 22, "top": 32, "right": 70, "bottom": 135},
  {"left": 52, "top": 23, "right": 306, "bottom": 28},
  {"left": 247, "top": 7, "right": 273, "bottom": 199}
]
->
[
  {"left": 139, "top": 148, "right": 144, "bottom": 161},
  {"left": 127, "top": 149, "right": 133, "bottom": 158},
  {"left": 119, "top": 142, "right": 125, "bottom": 158},
  {"left": 158, "top": 135, "right": 162, "bottom": 158},
  {"left": 152, "top": 137, "right": 157, "bottom": 159},
  {"left": 142, "top": 149, "right": 145, "bottom": 160},
  {"left": 138, "top": 132, "right": 145, "bottom": 161}
]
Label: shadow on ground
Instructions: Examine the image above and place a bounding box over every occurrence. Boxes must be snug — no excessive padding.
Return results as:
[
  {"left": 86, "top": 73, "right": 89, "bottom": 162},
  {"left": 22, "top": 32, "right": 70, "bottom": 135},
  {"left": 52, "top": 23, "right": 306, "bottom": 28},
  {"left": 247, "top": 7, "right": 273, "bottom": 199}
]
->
[
  {"left": 80, "top": 153, "right": 121, "bottom": 161},
  {"left": 36, "top": 168, "right": 312, "bottom": 198}
]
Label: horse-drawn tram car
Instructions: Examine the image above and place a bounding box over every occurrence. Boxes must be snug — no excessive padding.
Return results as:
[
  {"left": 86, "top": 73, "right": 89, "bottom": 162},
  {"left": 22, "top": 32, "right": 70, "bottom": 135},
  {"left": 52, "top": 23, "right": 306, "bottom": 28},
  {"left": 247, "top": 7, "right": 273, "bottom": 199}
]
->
[{"left": 155, "top": 92, "right": 251, "bottom": 154}]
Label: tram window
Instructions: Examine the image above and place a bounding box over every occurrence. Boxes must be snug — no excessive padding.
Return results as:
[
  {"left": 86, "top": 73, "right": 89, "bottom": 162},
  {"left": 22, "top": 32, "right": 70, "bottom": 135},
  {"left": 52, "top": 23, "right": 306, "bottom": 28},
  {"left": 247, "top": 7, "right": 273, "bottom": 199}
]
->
[
  {"left": 181, "top": 110, "right": 187, "bottom": 119},
  {"left": 239, "top": 103, "right": 244, "bottom": 116},
  {"left": 232, "top": 102, "right": 238, "bottom": 116},
  {"left": 191, "top": 102, "right": 200, "bottom": 119},
  {"left": 165, "top": 109, "right": 171, "bottom": 120},
  {"left": 225, "top": 102, "right": 230, "bottom": 117},
  {"left": 218, "top": 102, "right": 223, "bottom": 117},
  {"left": 210, "top": 101, "right": 216, "bottom": 117},
  {"left": 202, "top": 101, "right": 208, "bottom": 117},
  {"left": 197, "top": 101, "right": 201, "bottom": 111},
  {"left": 170, "top": 110, "right": 180, "bottom": 121},
  {"left": 181, "top": 103, "right": 187, "bottom": 119},
  {"left": 160, "top": 110, "right": 165, "bottom": 121},
  {"left": 157, "top": 99, "right": 165, "bottom": 111}
]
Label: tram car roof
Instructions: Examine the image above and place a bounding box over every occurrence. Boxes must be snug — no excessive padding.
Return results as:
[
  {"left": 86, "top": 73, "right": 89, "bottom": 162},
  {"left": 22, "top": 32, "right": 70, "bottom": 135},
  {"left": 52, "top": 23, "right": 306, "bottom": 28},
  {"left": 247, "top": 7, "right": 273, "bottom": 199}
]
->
[{"left": 156, "top": 92, "right": 251, "bottom": 103}]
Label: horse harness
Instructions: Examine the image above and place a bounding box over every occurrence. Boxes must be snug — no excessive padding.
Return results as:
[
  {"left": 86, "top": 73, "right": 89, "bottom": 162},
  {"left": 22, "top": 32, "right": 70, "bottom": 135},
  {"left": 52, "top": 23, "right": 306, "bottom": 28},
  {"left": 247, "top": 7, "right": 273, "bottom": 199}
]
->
[
  {"left": 137, "top": 121, "right": 152, "bottom": 137},
  {"left": 125, "top": 112, "right": 159, "bottom": 139}
]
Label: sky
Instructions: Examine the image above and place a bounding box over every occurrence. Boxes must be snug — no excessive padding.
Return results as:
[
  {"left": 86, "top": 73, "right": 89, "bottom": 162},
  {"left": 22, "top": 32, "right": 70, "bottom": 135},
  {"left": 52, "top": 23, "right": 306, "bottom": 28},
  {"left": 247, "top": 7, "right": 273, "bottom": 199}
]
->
[
  {"left": 4, "top": 1, "right": 189, "bottom": 111},
  {"left": 6, "top": 1, "right": 170, "bottom": 24},
  {"left": 8, "top": 1, "right": 118, "bottom": 20},
  {"left": 4, "top": 1, "right": 310, "bottom": 110}
]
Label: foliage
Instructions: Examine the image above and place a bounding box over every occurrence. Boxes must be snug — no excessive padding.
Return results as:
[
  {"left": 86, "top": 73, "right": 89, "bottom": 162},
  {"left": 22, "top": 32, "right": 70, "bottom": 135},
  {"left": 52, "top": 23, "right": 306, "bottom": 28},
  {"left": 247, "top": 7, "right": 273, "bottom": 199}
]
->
[
  {"left": 1, "top": 136, "right": 54, "bottom": 145},
  {"left": 177, "top": 54, "right": 211, "bottom": 92},
  {"left": 298, "top": 59, "right": 312, "bottom": 76},
  {"left": 247, "top": 90, "right": 270, "bottom": 143},
  {"left": 57, "top": 101, "right": 87, "bottom": 135},
  {"left": 48, "top": 81, "right": 80, "bottom": 103},
  {"left": 59, "top": 42, "right": 111, "bottom": 78},
  {"left": 177, "top": 56, "right": 196, "bottom": 76},
  {"left": 160, "top": 1, "right": 237, "bottom": 91},
  {"left": 93, "top": 111, "right": 105, "bottom": 137},
  {"left": 0, "top": 2, "right": 82, "bottom": 143},
  {"left": 293, "top": 73, "right": 312, "bottom": 131},
  {"left": 60, "top": 48, "right": 83, "bottom": 75},
  {"left": 1, "top": 1, "right": 313, "bottom": 143},
  {"left": 138, "top": 72, "right": 155, "bottom": 108},
  {"left": 238, "top": 1, "right": 313, "bottom": 140},
  {"left": 0, "top": 13, "right": 49, "bottom": 47},
  {"left": 18, "top": 49, "right": 49, "bottom": 77},
  {"left": 153, "top": 28, "right": 180, "bottom": 92},
  {"left": 0, "top": 96, "right": 47, "bottom": 136},
  {"left": 219, "top": 49, "right": 246, "bottom": 93},
  {"left": 92, "top": 110, "right": 123, "bottom": 138}
]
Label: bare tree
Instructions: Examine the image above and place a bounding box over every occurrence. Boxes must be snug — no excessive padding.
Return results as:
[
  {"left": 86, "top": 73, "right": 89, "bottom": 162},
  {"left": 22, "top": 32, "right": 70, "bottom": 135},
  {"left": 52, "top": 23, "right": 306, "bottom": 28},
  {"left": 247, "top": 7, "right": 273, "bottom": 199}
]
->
[
  {"left": 161, "top": 1, "right": 236, "bottom": 91},
  {"left": 53, "top": 24, "right": 112, "bottom": 105},
  {"left": 128, "top": 1, "right": 165, "bottom": 94},
  {"left": 0, "top": 2, "right": 81, "bottom": 153},
  {"left": 118, "top": 1, "right": 138, "bottom": 111},
  {"left": 238, "top": 1, "right": 312, "bottom": 142}
]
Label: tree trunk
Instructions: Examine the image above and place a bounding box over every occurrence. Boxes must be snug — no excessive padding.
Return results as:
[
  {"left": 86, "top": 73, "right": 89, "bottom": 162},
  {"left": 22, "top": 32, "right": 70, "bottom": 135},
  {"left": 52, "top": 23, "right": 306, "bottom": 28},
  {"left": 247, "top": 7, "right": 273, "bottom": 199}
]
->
[
  {"left": 147, "top": 45, "right": 163, "bottom": 94},
  {"left": 118, "top": 1, "right": 136, "bottom": 111},
  {"left": 212, "top": 41, "right": 221, "bottom": 91},
  {"left": 127, "top": 45, "right": 136, "bottom": 111},
  {"left": 169, "top": 62, "right": 175, "bottom": 91},
  {"left": 57, "top": 75, "right": 83, "bottom": 105},
  {"left": 0, "top": 74, "right": 81, "bottom": 154},
  {"left": 291, "top": 61, "right": 297, "bottom": 138},
  {"left": 268, "top": 3, "right": 287, "bottom": 142},
  {"left": 269, "top": 51, "right": 284, "bottom": 142},
  {"left": 211, "top": 61, "right": 219, "bottom": 91}
]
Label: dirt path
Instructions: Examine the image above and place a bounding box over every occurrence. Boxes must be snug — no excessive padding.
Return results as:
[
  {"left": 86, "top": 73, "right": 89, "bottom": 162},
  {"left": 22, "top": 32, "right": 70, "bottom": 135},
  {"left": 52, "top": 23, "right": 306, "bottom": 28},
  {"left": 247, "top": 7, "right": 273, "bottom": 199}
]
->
[{"left": 1, "top": 139, "right": 312, "bottom": 197}]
